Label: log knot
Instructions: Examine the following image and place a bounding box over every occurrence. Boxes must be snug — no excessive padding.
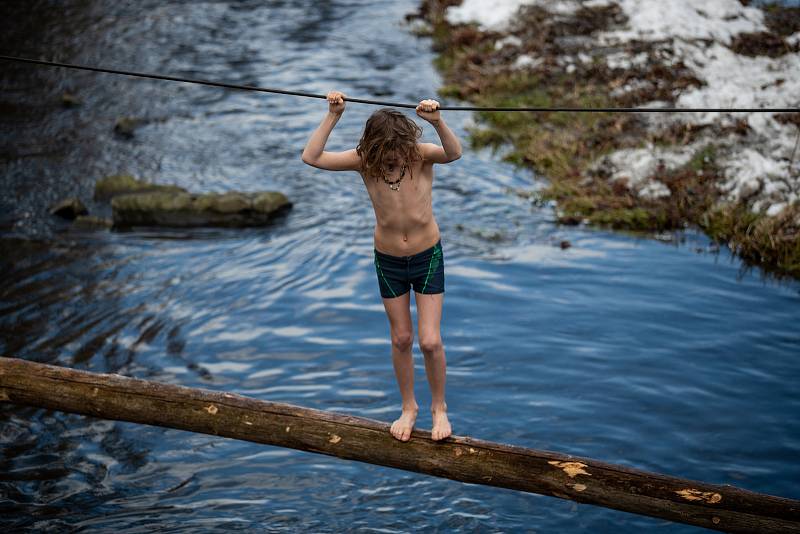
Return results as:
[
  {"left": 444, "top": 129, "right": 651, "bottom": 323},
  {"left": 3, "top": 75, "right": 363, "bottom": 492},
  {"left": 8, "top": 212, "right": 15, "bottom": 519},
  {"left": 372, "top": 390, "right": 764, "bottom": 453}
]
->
[
  {"left": 455, "top": 446, "right": 479, "bottom": 457},
  {"left": 204, "top": 404, "right": 218, "bottom": 415},
  {"left": 675, "top": 488, "right": 722, "bottom": 504},
  {"left": 548, "top": 460, "right": 591, "bottom": 478}
]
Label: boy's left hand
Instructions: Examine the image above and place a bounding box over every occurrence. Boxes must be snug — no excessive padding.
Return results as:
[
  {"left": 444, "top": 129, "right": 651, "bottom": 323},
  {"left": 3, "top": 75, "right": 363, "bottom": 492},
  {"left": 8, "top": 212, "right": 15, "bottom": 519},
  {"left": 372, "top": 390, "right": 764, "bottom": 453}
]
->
[{"left": 416, "top": 99, "right": 441, "bottom": 123}]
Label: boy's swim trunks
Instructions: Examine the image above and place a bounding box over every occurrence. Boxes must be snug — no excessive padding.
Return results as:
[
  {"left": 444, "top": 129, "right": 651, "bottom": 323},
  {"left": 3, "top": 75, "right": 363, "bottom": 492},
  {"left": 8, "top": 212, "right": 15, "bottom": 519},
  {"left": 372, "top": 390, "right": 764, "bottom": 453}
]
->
[{"left": 373, "top": 238, "right": 445, "bottom": 299}]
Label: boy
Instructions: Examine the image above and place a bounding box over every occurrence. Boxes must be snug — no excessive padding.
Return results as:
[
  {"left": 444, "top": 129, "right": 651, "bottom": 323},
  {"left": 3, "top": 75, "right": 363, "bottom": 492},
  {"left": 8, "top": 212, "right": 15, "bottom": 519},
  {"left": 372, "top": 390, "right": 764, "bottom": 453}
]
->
[{"left": 301, "top": 91, "right": 461, "bottom": 442}]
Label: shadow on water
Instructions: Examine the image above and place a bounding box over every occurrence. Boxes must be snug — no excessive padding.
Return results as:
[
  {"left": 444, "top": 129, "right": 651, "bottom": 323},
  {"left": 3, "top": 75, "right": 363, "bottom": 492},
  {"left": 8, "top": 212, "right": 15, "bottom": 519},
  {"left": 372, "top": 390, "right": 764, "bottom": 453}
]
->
[{"left": 1, "top": 0, "right": 800, "bottom": 532}]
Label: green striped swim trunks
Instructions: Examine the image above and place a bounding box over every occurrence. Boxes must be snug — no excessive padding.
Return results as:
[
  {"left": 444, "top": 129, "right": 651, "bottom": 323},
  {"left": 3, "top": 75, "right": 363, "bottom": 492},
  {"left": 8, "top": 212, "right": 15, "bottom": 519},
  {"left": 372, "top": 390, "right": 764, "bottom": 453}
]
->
[{"left": 373, "top": 238, "right": 445, "bottom": 299}]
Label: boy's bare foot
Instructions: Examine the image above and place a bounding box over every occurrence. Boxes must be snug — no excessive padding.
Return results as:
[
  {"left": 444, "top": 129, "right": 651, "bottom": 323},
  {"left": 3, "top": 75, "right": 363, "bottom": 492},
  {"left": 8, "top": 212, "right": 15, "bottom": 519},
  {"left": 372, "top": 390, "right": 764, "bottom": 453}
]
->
[
  {"left": 390, "top": 404, "right": 418, "bottom": 442},
  {"left": 431, "top": 403, "right": 451, "bottom": 441}
]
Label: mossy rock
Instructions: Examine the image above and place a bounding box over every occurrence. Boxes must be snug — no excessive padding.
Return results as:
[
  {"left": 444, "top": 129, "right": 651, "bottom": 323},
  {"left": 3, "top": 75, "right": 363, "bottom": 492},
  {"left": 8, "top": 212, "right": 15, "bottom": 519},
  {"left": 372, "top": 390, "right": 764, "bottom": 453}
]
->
[
  {"left": 94, "top": 174, "right": 188, "bottom": 201},
  {"left": 114, "top": 117, "right": 141, "bottom": 138},
  {"left": 253, "top": 192, "right": 293, "bottom": 214},
  {"left": 49, "top": 197, "right": 88, "bottom": 220},
  {"left": 111, "top": 191, "right": 292, "bottom": 228},
  {"left": 61, "top": 92, "right": 81, "bottom": 108},
  {"left": 193, "top": 192, "right": 250, "bottom": 214}
]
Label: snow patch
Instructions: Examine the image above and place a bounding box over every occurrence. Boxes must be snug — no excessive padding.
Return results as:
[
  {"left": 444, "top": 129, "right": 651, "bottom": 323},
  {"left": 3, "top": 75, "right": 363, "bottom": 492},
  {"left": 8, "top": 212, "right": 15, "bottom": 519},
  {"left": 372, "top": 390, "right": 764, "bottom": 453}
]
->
[
  {"left": 447, "top": 0, "right": 584, "bottom": 29},
  {"left": 447, "top": 0, "right": 800, "bottom": 214},
  {"left": 495, "top": 35, "right": 523, "bottom": 50},
  {"left": 596, "top": 144, "right": 698, "bottom": 198},
  {"left": 606, "top": 50, "right": 650, "bottom": 69},
  {"left": 446, "top": 0, "right": 533, "bottom": 29},
  {"left": 598, "top": 0, "right": 764, "bottom": 44},
  {"left": 514, "top": 54, "right": 543, "bottom": 69},
  {"left": 598, "top": 2, "right": 799, "bottom": 212}
]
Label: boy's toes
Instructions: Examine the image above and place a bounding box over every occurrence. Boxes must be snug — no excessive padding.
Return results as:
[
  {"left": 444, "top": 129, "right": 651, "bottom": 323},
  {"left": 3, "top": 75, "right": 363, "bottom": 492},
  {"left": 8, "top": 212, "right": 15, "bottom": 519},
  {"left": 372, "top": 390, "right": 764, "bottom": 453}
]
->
[
  {"left": 390, "top": 420, "right": 413, "bottom": 442},
  {"left": 431, "top": 423, "right": 452, "bottom": 441}
]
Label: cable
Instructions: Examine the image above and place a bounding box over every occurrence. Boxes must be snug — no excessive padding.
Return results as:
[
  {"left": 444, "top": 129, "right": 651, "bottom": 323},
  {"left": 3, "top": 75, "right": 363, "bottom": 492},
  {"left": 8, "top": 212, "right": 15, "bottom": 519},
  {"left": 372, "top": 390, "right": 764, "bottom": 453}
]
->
[{"left": 2, "top": 54, "right": 798, "bottom": 113}]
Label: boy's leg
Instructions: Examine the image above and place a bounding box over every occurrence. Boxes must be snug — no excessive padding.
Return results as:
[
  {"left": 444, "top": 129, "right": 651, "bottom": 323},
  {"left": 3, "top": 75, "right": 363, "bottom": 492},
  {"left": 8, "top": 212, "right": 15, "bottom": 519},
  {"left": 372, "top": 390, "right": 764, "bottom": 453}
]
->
[
  {"left": 381, "top": 291, "right": 418, "bottom": 441},
  {"left": 415, "top": 291, "right": 452, "bottom": 441}
]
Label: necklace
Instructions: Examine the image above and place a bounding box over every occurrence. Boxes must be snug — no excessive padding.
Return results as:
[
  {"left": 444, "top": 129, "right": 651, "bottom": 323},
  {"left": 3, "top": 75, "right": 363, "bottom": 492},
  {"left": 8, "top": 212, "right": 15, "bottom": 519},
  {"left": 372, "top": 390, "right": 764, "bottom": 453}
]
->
[{"left": 381, "top": 162, "right": 407, "bottom": 191}]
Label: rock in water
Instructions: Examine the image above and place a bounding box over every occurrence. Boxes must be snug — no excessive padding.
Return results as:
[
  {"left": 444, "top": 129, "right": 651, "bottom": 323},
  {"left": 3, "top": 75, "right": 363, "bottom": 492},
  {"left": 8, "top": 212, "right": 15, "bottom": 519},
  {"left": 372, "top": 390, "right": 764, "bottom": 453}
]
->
[
  {"left": 94, "top": 174, "right": 188, "bottom": 201},
  {"left": 111, "top": 191, "right": 292, "bottom": 228},
  {"left": 49, "top": 198, "right": 88, "bottom": 220},
  {"left": 114, "top": 117, "right": 141, "bottom": 138},
  {"left": 61, "top": 92, "right": 81, "bottom": 107}
]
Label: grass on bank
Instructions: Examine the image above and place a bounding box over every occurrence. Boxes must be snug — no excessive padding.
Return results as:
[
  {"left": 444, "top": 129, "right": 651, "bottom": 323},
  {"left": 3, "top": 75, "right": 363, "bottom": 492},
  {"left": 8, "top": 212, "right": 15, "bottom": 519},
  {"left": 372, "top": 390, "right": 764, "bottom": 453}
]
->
[{"left": 413, "top": 1, "right": 800, "bottom": 279}]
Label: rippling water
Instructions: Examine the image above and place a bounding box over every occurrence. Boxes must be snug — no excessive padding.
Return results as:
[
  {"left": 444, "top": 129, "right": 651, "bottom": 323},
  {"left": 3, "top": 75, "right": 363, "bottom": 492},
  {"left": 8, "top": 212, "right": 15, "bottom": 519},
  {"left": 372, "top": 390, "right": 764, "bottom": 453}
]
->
[{"left": 1, "top": 1, "right": 799, "bottom": 532}]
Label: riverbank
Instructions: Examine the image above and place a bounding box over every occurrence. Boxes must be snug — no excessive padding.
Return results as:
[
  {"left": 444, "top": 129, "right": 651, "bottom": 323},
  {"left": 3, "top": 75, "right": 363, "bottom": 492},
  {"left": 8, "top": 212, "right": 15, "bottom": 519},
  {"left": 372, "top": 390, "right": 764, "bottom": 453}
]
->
[{"left": 409, "top": 0, "right": 800, "bottom": 279}]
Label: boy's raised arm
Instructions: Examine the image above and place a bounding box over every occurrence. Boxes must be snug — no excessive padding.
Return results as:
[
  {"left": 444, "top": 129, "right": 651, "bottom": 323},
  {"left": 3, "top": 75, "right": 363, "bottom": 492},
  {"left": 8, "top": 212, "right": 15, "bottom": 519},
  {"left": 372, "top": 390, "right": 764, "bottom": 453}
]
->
[
  {"left": 416, "top": 99, "right": 462, "bottom": 164},
  {"left": 301, "top": 90, "right": 361, "bottom": 171}
]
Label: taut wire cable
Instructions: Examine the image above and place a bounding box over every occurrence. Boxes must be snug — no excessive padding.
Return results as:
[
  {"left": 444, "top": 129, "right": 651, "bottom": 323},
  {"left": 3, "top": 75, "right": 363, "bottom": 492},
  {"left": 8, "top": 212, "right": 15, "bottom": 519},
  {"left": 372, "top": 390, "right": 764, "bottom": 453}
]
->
[{"left": 1, "top": 54, "right": 798, "bottom": 113}]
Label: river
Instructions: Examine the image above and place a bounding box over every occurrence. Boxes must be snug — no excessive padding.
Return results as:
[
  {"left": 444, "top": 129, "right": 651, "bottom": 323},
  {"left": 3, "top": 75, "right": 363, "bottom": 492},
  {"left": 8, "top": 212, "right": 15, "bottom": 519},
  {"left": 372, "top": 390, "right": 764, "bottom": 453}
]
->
[{"left": 1, "top": 1, "right": 798, "bottom": 532}]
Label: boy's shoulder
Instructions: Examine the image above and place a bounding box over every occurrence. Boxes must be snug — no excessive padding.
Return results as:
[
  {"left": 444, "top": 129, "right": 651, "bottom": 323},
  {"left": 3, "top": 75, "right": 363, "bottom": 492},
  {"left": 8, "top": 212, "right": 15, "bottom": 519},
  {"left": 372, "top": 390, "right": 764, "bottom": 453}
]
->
[{"left": 417, "top": 142, "right": 455, "bottom": 164}]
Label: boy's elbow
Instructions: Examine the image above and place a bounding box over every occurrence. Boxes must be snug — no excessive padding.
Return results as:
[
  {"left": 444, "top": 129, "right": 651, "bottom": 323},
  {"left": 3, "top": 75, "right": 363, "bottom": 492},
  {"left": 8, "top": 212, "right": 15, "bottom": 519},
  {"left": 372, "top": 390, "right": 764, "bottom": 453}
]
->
[
  {"left": 301, "top": 152, "right": 315, "bottom": 166},
  {"left": 449, "top": 150, "right": 462, "bottom": 162}
]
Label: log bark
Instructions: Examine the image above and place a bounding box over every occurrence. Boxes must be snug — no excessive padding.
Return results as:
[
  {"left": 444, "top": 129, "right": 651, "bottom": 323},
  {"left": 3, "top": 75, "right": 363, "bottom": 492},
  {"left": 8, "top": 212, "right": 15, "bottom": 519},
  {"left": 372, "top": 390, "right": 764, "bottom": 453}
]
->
[{"left": 1, "top": 357, "right": 798, "bottom": 533}]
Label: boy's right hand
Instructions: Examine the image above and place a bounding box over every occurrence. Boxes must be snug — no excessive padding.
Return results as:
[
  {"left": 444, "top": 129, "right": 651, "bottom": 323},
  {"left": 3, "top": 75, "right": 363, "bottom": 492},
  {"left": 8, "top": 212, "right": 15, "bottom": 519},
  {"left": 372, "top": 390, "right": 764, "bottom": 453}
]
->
[{"left": 327, "top": 90, "right": 346, "bottom": 116}]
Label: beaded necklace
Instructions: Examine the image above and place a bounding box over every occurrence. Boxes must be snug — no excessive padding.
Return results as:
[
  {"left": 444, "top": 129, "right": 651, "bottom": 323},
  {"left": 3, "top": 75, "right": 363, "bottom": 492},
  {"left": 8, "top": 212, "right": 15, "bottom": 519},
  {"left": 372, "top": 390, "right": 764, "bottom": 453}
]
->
[{"left": 380, "top": 162, "right": 407, "bottom": 191}]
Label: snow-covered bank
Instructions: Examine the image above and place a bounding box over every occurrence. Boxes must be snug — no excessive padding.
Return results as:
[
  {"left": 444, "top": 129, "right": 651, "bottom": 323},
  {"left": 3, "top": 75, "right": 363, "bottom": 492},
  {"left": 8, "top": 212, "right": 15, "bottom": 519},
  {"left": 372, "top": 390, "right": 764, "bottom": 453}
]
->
[{"left": 446, "top": 0, "right": 800, "bottom": 217}]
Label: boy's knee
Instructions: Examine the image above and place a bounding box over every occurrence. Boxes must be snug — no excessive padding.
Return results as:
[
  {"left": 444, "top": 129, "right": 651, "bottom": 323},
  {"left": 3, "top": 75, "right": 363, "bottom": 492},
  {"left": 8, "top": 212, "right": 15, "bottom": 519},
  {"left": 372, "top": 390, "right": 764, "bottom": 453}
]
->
[
  {"left": 392, "top": 331, "right": 414, "bottom": 352},
  {"left": 419, "top": 334, "right": 442, "bottom": 355}
]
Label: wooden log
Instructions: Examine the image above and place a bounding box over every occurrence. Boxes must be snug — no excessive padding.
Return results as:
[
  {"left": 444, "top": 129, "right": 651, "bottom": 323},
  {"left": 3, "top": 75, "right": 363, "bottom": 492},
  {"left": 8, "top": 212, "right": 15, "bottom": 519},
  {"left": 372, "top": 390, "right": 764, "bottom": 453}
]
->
[{"left": 1, "top": 357, "right": 798, "bottom": 533}]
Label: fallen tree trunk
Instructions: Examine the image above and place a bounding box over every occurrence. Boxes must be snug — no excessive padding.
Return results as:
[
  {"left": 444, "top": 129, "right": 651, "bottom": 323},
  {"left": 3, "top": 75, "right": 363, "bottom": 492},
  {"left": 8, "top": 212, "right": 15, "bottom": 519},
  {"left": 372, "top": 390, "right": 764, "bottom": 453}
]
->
[{"left": 1, "top": 357, "right": 797, "bottom": 533}]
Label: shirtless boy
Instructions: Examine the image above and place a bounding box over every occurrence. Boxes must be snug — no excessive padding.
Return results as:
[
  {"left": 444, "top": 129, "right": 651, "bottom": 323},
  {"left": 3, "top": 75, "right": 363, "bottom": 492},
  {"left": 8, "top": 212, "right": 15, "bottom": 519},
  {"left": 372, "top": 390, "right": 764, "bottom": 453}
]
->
[{"left": 301, "top": 91, "right": 461, "bottom": 442}]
